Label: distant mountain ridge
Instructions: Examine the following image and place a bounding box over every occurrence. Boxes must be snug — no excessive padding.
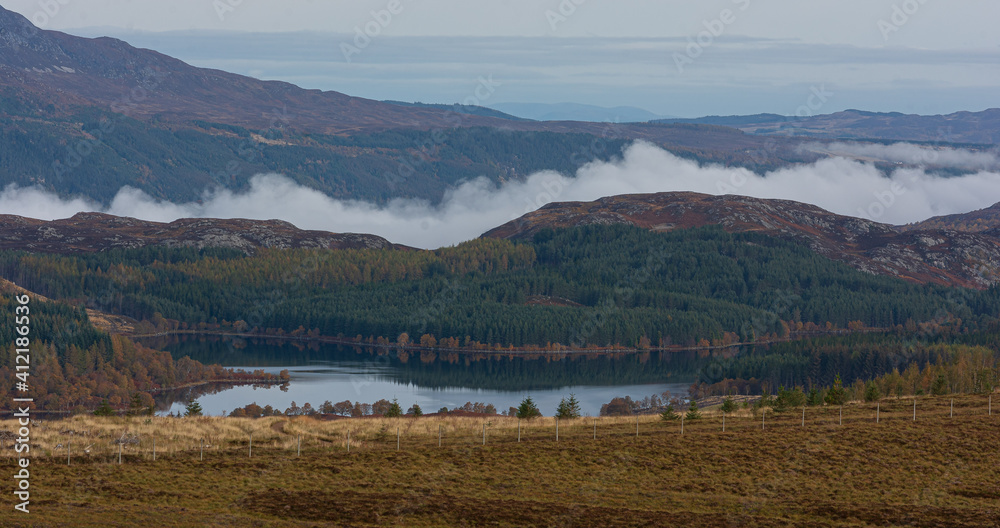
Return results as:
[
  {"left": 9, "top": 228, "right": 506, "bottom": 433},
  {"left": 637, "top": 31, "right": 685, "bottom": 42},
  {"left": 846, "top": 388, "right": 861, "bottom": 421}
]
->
[
  {"left": 484, "top": 192, "right": 1000, "bottom": 289},
  {"left": 652, "top": 109, "right": 1000, "bottom": 144},
  {"left": 901, "top": 202, "right": 1000, "bottom": 233}
]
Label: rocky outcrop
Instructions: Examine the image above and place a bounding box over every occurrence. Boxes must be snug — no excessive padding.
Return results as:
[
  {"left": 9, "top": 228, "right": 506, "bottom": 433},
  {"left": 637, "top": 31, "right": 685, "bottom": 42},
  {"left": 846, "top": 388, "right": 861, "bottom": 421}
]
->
[{"left": 0, "top": 212, "right": 399, "bottom": 253}]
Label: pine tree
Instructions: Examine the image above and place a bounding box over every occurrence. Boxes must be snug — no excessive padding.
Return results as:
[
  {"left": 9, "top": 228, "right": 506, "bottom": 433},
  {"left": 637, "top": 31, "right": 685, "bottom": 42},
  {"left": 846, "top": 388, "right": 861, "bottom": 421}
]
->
[
  {"left": 185, "top": 400, "right": 203, "bottom": 417},
  {"left": 94, "top": 400, "right": 115, "bottom": 417},
  {"left": 385, "top": 398, "right": 403, "bottom": 418},
  {"left": 516, "top": 396, "right": 542, "bottom": 419},
  {"left": 555, "top": 394, "right": 581, "bottom": 419},
  {"left": 685, "top": 400, "right": 702, "bottom": 421}
]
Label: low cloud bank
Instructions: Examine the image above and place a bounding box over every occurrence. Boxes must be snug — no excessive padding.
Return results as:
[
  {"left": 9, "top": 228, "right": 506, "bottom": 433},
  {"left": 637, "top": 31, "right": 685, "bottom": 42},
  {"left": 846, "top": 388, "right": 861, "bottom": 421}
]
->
[{"left": 3, "top": 141, "right": 1000, "bottom": 248}]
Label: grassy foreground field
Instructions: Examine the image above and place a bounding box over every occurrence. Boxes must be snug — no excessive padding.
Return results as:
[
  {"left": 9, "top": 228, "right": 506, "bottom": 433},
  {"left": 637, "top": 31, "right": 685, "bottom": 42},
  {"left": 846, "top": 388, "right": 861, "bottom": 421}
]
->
[{"left": 1, "top": 395, "right": 998, "bottom": 527}]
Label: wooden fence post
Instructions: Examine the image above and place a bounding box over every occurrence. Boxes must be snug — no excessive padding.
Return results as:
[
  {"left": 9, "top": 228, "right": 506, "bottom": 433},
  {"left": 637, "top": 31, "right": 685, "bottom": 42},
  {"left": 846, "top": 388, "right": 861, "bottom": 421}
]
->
[
  {"left": 67, "top": 442, "right": 70, "bottom": 466},
  {"left": 593, "top": 419, "right": 596, "bottom": 440},
  {"left": 200, "top": 438, "right": 204, "bottom": 461},
  {"left": 681, "top": 415, "right": 684, "bottom": 435},
  {"left": 396, "top": 427, "right": 400, "bottom": 451},
  {"left": 876, "top": 403, "right": 880, "bottom": 424},
  {"left": 297, "top": 435, "right": 301, "bottom": 457},
  {"left": 839, "top": 406, "right": 842, "bottom": 426},
  {"left": 913, "top": 398, "right": 916, "bottom": 421},
  {"left": 482, "top": 423, "right": 486, "bottom": 446},
  {"left": 439, "top": 425, "right": 442, "bottom": 447},
  {"left": 801, "top": 407, "right": 805, "bottom": 427},
  {"left": 153, "top": 436, "right": 156, "bottom": 461},
  {"left": 347, "top": 430, "right": 350, "bottom": 453},
  {"left": 555, "top": 418, "right": 559, "bottom": 442},
  {"left": 762, "top": 409, "right": 765, "bottom": 431},
  {"left": 951, "top": 399, "right": 954, "bottom": 418},
  {"left": 249, "top": 433, "right": 252, "bottom": 458},
  {"left": 722, "top": 412, "right": 725, "bottom": 433}
]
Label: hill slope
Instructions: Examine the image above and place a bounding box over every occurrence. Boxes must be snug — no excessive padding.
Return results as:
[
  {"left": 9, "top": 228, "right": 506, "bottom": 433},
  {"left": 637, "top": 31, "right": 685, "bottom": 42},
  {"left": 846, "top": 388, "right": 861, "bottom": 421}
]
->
[
  {"left": 0, "top": 212, "right": 398, "bottom": 253},
  {"left": 483, "top": 192, "right": 1000, "bottom": 289}
]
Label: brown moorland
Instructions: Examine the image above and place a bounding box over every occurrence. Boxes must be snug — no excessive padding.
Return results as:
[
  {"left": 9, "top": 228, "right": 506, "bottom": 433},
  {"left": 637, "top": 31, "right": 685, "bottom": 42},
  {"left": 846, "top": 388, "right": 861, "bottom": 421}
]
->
[{"left": 1, "top": 394, "right": 997, "bottom": 527}]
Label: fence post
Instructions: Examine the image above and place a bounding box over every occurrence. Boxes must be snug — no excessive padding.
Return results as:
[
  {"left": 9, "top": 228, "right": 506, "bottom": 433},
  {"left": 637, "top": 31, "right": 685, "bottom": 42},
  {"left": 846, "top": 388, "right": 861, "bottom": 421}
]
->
[
  {"left": 839, "top": 406, "right": 842, "bottom": 426},
  {"left": 801, "top": 407, "right": 805, "bottom": 427},
  {"left": 913, "top": 398, "right": 916, "bottom": 421},
  {"left": 347, "top": 430, "right": 350, "bottom": 453},
  {"left": 951, "top": 399, "right": 954, "bottom": 418},
  {"left": 635, "top": 414, "right": 639, "bottom": 437},
  {"left": 593, "top": 419, "right": 596, "bottom": 440},
  {"left": 762, "top": 409, "right": 765, "bottom": 431},
  {"left": 990, "top": 395, "right": 992, "bottom": 416},
  {"left": 153, "top": 436, "right": 156, "bottom": 461},
  {"left": 722, "top": 412, "right": 725, "bottom": 432},
  {"left": 876, "top": 403, "right": 880, "bottom": 424},
  {"left": 67, "top": 442, "right": 70, "bottom": 466},
  {"left": 396, "top": 427, "right": 400, "bottom": 451},
  {"left": 297, "top": 435, "right": 301, "bottom": 457},
  {"left": 118, "top": 440, "right": 122, "bottom": 465},
  {"left": 555, "top": 418, "right": 559, "bottom": 442},
  {"left": 200, "top": 438, "right": 204, "bottom": 461},
  {"left": 482, "top": 423, "right": 486, "bottom": 446},
  {"left": 681, "top": 415, "right": 684, "bottom": 435},
  {"left": 249, "top": 433, "right": 252, "bottom": 458},
  {"left": 439, "top": 425, "right": 442, "bottom": 447}
]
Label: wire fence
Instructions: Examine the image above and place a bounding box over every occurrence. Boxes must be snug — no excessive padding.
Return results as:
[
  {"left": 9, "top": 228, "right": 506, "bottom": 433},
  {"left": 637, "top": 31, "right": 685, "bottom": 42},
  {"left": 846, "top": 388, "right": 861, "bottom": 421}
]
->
[{"left": 4, "top": 394, "right": 994, "bottom": 466}]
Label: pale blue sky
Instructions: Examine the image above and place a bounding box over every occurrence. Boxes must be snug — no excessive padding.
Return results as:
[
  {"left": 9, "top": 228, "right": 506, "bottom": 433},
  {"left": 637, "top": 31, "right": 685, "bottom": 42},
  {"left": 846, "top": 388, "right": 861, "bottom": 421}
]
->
[{"left": 4, "top": 0, "right": 998, "bottom": 117}]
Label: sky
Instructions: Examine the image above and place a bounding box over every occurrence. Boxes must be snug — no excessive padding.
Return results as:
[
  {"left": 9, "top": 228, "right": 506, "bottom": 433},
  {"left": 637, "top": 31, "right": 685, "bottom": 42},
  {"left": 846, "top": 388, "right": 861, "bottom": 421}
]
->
[{"left": 4, "top": 0, "right": 1000, "bottom": 117}]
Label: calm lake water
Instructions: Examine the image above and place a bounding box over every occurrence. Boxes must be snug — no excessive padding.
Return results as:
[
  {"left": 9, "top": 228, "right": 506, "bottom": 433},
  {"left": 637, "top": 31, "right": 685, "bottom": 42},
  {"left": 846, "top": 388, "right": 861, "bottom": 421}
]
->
[{"left": 140, "top": 335, "right": 727, "bottom": 417}]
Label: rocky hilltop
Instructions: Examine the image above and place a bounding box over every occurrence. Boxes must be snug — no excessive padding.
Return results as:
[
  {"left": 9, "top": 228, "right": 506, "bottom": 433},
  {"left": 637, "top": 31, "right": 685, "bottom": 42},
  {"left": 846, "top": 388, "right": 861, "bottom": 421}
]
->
[
  {"left": 483, "top": 192, "right": 1000, "bottom": 289},
  {"left": 0, "top": 213, "right": 398, "bottom": 253}
]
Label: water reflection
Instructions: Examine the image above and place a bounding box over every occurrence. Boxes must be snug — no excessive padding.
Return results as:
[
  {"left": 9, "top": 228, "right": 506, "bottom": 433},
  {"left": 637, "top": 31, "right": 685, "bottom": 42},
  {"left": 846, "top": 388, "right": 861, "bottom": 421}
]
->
[{"left": 141, "top": 335, "right": 733, "bottom": 417}]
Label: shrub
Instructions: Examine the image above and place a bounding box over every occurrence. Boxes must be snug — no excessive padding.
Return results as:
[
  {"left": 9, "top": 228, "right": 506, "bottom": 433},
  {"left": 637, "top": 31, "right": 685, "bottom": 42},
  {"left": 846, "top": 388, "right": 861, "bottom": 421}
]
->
[
  {"left": 720, "top": 397, "right": 737, "bottom": 414},
  {"left": 407, "top": 404, "right": 423, "bottom": 417}
]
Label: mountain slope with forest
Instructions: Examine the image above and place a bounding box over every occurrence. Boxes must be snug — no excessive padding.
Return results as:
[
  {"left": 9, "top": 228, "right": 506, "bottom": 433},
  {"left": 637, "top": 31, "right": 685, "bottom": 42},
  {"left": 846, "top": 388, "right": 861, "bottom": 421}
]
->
[{"left": 484, "top": 192, "right": 1000, "bottom": 289}]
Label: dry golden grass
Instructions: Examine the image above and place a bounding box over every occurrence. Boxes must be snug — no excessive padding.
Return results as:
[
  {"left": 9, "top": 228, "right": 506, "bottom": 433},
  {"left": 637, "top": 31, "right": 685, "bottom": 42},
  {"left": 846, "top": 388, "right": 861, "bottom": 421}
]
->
[{"left": 0, "top": 394, "right": 997, "bottom": 527}]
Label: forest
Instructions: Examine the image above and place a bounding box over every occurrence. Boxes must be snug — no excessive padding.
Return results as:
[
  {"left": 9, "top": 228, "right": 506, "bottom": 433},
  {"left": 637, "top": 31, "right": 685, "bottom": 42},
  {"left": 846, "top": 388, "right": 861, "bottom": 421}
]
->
[
  {"left": 0, "top": 293, "right": 278, "bottom": 413},
  {"left": 4, "top": 224, "right": 1000, "bottom": 410},
  {"left": 2, "top": 225, "right": 998, "bottom": 350}
]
